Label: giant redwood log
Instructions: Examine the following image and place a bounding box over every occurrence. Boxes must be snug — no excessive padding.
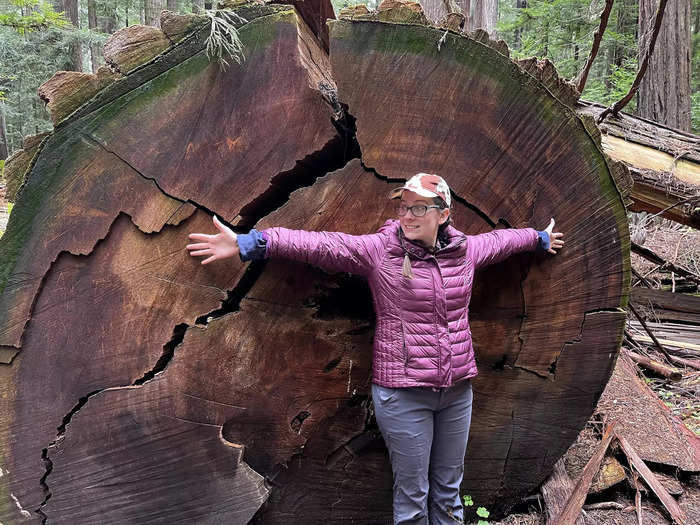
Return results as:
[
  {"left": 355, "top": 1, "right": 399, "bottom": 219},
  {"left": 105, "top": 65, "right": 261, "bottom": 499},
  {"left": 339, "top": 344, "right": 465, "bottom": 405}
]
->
[{"left": 0, "top": 1, "right": 629, "bottom": 522}]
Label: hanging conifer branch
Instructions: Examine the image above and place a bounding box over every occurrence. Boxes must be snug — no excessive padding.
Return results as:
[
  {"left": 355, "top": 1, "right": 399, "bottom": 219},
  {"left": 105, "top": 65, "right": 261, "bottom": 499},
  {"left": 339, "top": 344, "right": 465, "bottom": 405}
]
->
[
  {"left": 597, "top": 0, "right": 669, "bottom": 123},
  {"left": 575, "top": 0, "right": 615, "bottom": 93}
]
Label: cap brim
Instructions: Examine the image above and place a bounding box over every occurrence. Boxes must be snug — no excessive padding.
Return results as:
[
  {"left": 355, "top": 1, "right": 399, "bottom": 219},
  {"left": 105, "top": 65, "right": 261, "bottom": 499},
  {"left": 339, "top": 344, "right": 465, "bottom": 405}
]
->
[
  {"left": 389, "top": 187, "right": 406, "bottom": 199},
  {"left": 389, "top": 186, "right": 439, "bottom": 200}
]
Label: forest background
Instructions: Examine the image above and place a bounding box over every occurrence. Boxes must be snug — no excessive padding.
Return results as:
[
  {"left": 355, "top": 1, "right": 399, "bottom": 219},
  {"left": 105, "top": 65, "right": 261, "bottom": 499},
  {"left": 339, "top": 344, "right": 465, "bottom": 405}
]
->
[{"left": 0, "top": 0, "right": 698, "bottom": 166}]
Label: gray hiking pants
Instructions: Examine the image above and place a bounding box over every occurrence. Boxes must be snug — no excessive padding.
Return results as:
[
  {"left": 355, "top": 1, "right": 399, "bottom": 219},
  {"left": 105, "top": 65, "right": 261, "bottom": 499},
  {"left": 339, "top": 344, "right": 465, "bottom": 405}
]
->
[{"left": 372, "top": 380, "right": 473, "bottom": 525}]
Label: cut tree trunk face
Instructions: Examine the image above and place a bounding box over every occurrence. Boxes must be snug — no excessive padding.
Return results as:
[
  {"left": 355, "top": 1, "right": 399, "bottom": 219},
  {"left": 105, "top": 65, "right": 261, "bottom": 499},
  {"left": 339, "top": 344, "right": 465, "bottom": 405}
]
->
[{"left": 0, "top": 2, "right": 629, "bottom": 522}]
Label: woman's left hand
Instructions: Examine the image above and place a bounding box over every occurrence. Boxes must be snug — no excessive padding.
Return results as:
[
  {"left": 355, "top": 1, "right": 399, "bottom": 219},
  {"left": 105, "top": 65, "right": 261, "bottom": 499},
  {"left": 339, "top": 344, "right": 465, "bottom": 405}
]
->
[{"left": 544, "top": 218, "right": 564, "bottom": 255}]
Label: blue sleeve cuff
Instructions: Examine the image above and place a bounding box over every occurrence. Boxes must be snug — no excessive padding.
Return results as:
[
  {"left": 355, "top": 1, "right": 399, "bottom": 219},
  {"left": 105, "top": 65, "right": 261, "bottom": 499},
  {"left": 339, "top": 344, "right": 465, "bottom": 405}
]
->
[
  {"left": 537, "top": 231, "right": 550, "bottom": 252},
  {"left": 238, "top": 229, "right": 267, "bottom": 262}
]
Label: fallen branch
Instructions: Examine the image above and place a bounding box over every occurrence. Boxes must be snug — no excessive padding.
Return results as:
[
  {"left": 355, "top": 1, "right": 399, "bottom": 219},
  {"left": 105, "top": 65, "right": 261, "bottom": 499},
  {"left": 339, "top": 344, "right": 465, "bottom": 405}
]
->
[
  {"left": 615, "top": 432, "right": 687, "bottom": 524},
  {"left": 551, "top": 422, "right": 618, "bottom": 525},
  {"left": 628, "top": 302, "right": 674, "bottom": 361},
  {"left": 633, "top": 471, "right": 643, "bottom": 525},
  {"left": 597, "top": 0, "right": 669, "bottom": 122},
  {"left": 631, "top": 266, "right": 654, "bottom": 289},
  {"left": 631, "top": 242, "right": 700, "bottom": 284},
  {"left": 575, "top": 0, "right": 614, "bottom": 92},
  {"left": 667, "top": 354, "right": 700, "bottom": 371},
  {"left": 624, "top": 349, "right": 682, "bottom": 380}
]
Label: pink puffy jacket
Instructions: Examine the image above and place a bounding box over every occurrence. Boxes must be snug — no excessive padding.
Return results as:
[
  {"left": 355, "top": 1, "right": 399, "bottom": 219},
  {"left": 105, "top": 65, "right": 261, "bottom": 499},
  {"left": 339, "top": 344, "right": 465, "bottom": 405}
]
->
[{"left": 262, "top": 220, "right": 539, "bottom": 388}]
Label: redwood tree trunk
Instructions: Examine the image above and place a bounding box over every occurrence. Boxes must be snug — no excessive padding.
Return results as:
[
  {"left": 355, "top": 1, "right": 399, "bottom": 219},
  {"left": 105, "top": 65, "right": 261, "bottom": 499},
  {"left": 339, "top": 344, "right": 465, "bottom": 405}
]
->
[
  {"left": 87, "top": 0, "right": 100, "bottom": 72},
  {"left": 472, "top": 0, "right": 497, "bottom": 33},
  {"left": 0, "top": 105, "right": 8, "bottom": 160},
  {"left": 63, "top": 0, "right": 82, "bottom": 71},
  {"left": 144, "top": 0, "right": 166, "bottom": 26},
  {"left": 638, "top": 0, "right": 692, "bottom": 130}
]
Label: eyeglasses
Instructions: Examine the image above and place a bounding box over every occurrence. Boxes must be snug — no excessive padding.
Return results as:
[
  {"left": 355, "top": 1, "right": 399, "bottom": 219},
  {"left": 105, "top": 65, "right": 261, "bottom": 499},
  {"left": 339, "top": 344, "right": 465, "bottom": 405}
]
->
[{"left": 396, "top": 204, "right": 443, "bottom": 217}]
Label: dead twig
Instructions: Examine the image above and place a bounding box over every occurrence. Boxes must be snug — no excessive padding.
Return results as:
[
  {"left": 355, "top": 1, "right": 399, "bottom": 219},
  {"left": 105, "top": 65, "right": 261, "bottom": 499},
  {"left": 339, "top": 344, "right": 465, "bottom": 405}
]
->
[
  {"left": 633, "top": 471, "right": 643, "bottom": 525},
  {"left": 582, "top": 502, "right": 629, "bottom": 511},
  {"left": 631, "top": 266, "right": 654, "bottom": 288},
  {"left": 575, "top": 0, "right": 614, "bottom": 92}
]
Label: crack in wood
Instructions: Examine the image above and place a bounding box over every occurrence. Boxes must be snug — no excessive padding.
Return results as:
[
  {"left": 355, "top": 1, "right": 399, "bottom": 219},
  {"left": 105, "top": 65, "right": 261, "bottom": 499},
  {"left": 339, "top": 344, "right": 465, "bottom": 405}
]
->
[
  {"left": 234, "top": 134, "right": 360, "bottom": 231},
  {"left": 35, "top": 319, "right": 191, "bottom": 521},
  {"left": 81, "top": 134, "right": 188, "bottom": 205}
]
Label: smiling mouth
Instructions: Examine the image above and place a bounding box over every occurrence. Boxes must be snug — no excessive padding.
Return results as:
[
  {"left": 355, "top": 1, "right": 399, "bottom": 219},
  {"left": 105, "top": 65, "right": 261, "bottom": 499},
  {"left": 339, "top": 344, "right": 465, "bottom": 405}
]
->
[{"left": 404, "top": 225, "right": 420, "bottom": 230}]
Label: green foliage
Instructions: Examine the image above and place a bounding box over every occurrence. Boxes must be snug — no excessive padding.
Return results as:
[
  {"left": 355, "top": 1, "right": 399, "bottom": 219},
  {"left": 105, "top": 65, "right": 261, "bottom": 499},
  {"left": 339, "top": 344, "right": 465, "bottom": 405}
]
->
[
  {"left": 462, "top": 494, "right": 474, "bottom": 506},
  {"left": 477, "top": 506, "right": 490, "bottom": 518},
  {"left": 204, "top": 9, "right": 247, "bottom": 70},
  {"left": 499, "top": 0, "right": 698, "bottom": 130},
  {"left": 0, "top": 0, "right": 68, "bottom": 33}
]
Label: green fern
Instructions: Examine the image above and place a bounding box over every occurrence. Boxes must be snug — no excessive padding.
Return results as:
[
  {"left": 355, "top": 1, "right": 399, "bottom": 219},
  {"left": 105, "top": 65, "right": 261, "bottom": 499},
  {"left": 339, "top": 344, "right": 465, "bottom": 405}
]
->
[{"left": 204, "top": 9, "right": 248, "bottom": 70}]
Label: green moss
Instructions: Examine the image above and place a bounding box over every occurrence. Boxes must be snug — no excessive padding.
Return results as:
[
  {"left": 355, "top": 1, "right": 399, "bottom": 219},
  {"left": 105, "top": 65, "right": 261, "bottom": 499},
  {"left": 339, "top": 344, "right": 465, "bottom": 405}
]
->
[
  {"left": 0, "top": 4, "right": 297, "bottom": 299},
  {"left": 78, "top": 8, "right": 295, "bottom": 134},
  {"left": 63, "top": 3, "right": 292, "bottom": 127}
]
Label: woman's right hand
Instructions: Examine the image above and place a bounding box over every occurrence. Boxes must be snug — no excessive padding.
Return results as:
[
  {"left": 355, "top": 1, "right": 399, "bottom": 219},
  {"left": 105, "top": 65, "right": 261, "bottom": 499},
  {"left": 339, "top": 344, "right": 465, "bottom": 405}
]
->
[{"left": 187, "top": 215, "right": 239, "bottom": 265}]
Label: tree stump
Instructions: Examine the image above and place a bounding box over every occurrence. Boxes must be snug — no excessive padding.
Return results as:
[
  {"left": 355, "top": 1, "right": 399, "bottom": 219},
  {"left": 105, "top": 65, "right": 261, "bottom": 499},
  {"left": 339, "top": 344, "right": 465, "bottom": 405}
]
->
[{"left": 0, "top": 1, "right": 629, "bottom": 522}]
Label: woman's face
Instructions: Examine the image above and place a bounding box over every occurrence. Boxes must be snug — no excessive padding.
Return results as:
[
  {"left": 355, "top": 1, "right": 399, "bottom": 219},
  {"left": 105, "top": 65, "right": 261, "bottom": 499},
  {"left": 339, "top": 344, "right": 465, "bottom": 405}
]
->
[{"left": 398, "top": 190, "right": 450, "bottom": 247}]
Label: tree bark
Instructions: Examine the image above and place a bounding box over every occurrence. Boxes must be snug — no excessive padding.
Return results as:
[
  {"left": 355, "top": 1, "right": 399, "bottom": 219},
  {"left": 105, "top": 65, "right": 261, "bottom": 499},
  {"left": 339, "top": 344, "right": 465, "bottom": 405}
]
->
[
  {"left": 0, "top": 105, "right": 8, "bottom": 161},
  {"left": 417, "top": 0, "right": 458, "bottom": 24},
  {"left": 638, "top": 0, "right": 692, "bottom": 130},
  {"left": 87, "top": 0, "right": 100, "bottom": 73},
  {"left": 471, "top": 0, "right": 497, "bottom": 33},
  {"left": 459, "top": 0, "right": 471, "bottom": 31},
  {"left": 513, "top": 0, "right": 527, "bottom": 47},
  {"left": 144, "top": 0, "right": 165, "bottom": 27},
  {"left": 167, "top": 0, "right": 177, "bottom": 10},
  {"left": 62, "top": 0, "right": 82, "bottom": 71}
]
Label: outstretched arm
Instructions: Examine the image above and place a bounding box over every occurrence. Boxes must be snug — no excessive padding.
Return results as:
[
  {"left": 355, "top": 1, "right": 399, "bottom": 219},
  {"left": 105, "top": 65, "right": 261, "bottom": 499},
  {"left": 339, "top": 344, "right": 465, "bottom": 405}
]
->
[
  {"left": 187, "top": 216, "right": 388, "bottom": 277},
  {"left": 467, "top": 217, "right": 564, "bottom": 270}
]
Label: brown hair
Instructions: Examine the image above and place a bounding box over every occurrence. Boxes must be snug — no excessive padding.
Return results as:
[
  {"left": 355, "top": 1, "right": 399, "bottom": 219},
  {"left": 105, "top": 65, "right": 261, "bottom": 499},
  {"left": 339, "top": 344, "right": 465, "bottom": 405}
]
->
[{"left": 434, "top": 196, "right": 452, "bottom": 233}]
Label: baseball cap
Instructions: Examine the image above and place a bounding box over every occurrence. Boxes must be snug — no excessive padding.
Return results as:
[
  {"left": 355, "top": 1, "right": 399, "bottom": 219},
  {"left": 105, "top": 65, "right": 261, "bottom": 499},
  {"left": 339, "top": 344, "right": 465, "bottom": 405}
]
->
[{"left": 389, "top": 173, "right": 451, "bottom": 207}]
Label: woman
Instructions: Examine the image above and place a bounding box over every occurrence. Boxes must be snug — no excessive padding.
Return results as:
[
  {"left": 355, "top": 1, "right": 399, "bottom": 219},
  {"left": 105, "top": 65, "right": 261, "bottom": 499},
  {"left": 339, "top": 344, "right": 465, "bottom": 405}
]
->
[{"left": 186, "top": 173, "right": 564, "bottom": 525}]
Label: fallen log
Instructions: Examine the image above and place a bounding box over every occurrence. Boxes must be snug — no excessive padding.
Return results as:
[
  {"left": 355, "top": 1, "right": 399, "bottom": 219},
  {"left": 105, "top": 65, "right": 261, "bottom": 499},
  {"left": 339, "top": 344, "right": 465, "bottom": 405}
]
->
[
  {"left": 577, "top": 101, "right": 700, "bottom": 229},
  {"left": 624, "top": 349, "right": 682, "bottom": 380},
  {"left": 631, "top": 287, "right": 700, "bottom": 325},
  {"left": 0, "top": 0, "right": 630, "bottom": 522}
]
